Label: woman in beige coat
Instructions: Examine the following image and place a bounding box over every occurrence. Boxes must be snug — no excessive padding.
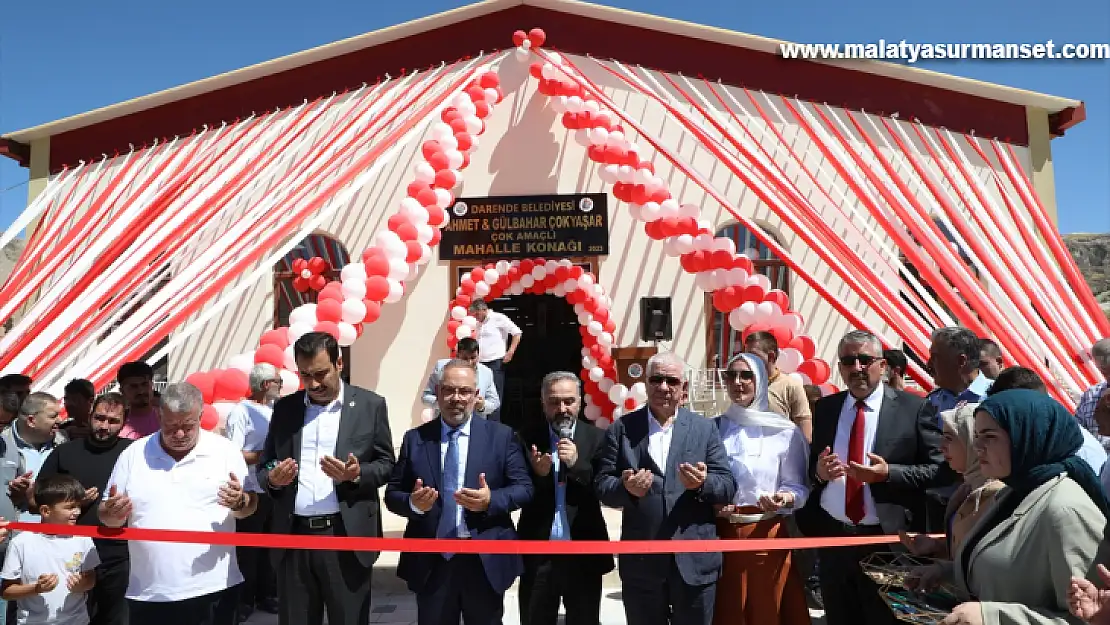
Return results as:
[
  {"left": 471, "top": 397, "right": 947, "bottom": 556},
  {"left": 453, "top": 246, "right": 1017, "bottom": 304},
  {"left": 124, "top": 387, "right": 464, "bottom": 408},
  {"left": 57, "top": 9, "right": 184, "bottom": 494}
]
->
[{"left": 941, "top": 390, "right": 1110, "bottom": 625}]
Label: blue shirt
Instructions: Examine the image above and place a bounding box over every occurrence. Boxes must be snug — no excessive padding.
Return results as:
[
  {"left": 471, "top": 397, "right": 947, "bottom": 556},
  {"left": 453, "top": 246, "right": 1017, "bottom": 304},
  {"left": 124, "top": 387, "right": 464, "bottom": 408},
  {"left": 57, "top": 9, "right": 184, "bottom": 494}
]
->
[
  {"left": 928, "top": 372, "right": 994, "bottom": 425},
  {"left": 8, "top": 425, "right": 63, "bottom": 522},
  {"left": 421, "top": 360, "right": 500, "bottom": 417},
  {"left": 409, "top": 416, "right": 472, "bottom": 538},
  {"left": 549, "top": 423, "right": 576, "bottom": 541}
]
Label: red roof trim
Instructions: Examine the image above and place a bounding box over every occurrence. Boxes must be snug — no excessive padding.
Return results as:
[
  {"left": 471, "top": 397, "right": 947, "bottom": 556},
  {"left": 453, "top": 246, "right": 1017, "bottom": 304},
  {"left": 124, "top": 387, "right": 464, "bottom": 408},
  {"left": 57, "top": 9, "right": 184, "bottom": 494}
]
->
[
  {"left": 0, "top": 138, "right": 30, "bottom": 167},
  {"left": 45, "top": 6, "right": 1053, "bottom": 171}
]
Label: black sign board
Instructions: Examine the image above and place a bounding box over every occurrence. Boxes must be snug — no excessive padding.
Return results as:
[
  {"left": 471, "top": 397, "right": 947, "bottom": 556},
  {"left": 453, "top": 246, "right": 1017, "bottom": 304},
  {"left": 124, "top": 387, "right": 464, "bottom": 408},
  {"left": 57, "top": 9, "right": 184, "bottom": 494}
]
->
[{"left": 438, "top": 193, "right": 608, "bottom": 260}]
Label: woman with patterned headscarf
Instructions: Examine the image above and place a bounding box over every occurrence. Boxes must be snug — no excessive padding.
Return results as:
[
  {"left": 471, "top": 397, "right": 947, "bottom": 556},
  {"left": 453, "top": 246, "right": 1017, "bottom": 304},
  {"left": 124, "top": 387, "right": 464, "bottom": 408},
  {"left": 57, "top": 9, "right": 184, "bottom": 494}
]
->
[
  {"left": 941, "top": 390, "right": 1109, "bottom": 625},
  {"left": 711, "top": 353, "right": 811, "bottom": 625}
]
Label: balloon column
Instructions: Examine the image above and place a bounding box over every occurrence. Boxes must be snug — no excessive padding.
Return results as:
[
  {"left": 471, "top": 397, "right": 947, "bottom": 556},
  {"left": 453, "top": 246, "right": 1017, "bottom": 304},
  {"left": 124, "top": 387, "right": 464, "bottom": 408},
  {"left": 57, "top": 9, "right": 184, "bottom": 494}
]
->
[
  {"left": 512, "top": 30, "right": 834, "bottom": 393},
  {"left": 446, "top": 258, "right": 647, "bottom": 428},
  {"left": 291, "top": 256, "right": 330, "bottom": 293},
  {"left": 180, "top": 67, "right": 506, "bottom": 429}
]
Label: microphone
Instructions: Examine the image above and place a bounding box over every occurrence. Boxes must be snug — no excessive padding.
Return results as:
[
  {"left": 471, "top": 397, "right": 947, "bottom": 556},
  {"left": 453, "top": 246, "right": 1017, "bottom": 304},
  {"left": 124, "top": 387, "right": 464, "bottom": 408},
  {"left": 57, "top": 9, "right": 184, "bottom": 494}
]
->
[{"left": 555, "top": 420, "right": 574, "bottom": 484}]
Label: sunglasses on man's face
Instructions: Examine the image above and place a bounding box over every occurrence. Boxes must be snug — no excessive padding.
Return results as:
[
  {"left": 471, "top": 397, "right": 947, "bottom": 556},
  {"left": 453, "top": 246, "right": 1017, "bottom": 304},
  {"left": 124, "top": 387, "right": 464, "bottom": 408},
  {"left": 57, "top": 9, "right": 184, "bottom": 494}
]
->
[
  {"left": 838, "top": 354, "right": 879, "bottom": 367},
  {"left": 722, "top": 370, "right": 756, "bottom": 382},
  {"left": 648, "top": 375, "right": 683, "bottom": 387}
]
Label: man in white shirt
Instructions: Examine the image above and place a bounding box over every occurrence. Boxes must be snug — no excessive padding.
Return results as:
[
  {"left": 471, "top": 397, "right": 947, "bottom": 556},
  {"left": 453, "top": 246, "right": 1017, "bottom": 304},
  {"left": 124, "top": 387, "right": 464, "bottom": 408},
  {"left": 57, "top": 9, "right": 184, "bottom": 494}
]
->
[
  {"left": 469, "top": 298, "right": 523, "bottom": 422},
  {"left": 224, "top": 363, "right": 282, "bottom": 619},
  {"left": 421, "top": 338, "right": 500, "bottom": 418},
  {"left": 795, "top": 331, "right": 946, "bottom": 625},
  {"left": 99, "top": 382, "right": 257, "bottom": 625}
]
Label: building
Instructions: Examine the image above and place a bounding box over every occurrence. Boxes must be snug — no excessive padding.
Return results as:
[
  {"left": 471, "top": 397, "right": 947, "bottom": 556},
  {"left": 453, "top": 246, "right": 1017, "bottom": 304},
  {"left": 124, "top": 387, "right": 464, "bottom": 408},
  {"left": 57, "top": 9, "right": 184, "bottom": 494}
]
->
[{"left": 1, "top": 0, "right": 1102, "bottom": 441}]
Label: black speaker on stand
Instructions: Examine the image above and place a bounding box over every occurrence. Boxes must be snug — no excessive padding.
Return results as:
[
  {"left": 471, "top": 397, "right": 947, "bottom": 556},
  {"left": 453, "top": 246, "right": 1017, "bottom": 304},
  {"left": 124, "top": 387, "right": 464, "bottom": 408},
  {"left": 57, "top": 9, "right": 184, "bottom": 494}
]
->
[{"left": 639, "top": 297, "right": 672, "bottom": 342}]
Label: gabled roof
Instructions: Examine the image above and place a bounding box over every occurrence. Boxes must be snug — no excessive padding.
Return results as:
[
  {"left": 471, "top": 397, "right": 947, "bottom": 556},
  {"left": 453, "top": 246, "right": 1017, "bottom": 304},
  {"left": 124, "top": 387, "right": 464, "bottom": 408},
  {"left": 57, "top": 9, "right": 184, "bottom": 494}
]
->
[{"left": 1, "top": 0, "right": 1085, "bottom": 170}]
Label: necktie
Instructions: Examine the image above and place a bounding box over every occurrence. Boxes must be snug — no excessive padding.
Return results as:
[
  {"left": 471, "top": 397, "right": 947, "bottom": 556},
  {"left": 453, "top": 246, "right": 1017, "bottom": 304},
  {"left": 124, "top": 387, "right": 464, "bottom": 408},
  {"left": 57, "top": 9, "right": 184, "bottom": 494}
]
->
[
  {"left": 845, "top": 400, "right": 867, "bottom": 525},
  {"left": 437, "top": 428, "right": 461, "bottom": 559}
]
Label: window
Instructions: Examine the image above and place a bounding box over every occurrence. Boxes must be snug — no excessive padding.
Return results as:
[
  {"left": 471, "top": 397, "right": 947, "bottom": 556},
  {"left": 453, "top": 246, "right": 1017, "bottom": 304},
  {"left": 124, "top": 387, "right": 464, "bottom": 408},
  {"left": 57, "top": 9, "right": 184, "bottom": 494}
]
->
[
  {"left": 705, "top": 224, "right": 790, "bottom": 368},
  {"left": 273, "top": 234, "right": 352, "bottom": 382}
]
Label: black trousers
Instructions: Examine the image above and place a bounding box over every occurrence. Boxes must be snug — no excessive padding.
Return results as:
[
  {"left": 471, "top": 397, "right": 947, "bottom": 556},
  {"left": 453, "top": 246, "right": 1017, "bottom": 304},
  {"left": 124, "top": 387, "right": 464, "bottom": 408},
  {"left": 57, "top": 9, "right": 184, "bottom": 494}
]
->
[
  {"left": 127, "top": 587, "right": 238, "bottom": 625},
  {"left": 816, "top": 523, "right": 898, "bottom": 625},
  {"left": 519, "top": 556, "right": 603, "bottom": 625},
  {"left": 484, "top": 358, "right": 504, "bottom": 423},
  {"left": 621, "top": 560, "right": 715, "bottom": 625},
  {"left": 278, "top": 518, "right": 372, "bottom": 625},
  {"left": 89, "top": 548, "right": 130, "bottom": 625},
  {"left": 236, "top": 492, "right": 276, "bottom": 606},
  {"left": 417, "top": 554, "right": 503, "bottom": 625}
]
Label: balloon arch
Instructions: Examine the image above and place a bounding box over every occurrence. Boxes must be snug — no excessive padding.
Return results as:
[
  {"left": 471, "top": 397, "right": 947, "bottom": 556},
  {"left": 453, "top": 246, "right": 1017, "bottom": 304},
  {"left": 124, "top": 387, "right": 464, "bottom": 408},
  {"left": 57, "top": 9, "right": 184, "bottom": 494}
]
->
[{"left": 184, "top": 27, "right": 832, "bottom": 431}]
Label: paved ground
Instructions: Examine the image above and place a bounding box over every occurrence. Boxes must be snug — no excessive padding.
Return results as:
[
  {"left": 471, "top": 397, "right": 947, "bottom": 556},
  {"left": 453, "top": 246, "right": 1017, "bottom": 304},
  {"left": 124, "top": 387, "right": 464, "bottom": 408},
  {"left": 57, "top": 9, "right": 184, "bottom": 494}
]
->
[{"left": 242, "top": 509, "right": 827, "bottom": 624}]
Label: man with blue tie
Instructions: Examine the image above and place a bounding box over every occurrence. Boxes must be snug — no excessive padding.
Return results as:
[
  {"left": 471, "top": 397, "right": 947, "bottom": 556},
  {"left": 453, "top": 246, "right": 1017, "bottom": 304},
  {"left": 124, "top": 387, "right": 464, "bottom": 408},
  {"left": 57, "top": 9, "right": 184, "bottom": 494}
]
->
[
  {"left": 516, "top": 372, "right": 612, "bottom": 625},
  {"left": 385, "top": 359, "right": 533, "bottom": 625}
]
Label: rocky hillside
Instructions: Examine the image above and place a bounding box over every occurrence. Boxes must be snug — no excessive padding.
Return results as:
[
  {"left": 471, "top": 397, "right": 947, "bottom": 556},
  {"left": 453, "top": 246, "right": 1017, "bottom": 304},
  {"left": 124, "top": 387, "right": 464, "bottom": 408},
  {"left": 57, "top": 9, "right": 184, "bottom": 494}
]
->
[{"left": 1064, "top": 233, "right": 1110, "bottom": 319}]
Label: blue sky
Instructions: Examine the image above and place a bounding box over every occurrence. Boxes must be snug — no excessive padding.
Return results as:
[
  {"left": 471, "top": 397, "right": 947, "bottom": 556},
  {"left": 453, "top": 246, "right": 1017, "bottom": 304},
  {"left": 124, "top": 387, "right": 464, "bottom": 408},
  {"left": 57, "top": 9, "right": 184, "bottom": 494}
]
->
[{"left": 1, "top": 0, "right": 1107, "bottom": 234}]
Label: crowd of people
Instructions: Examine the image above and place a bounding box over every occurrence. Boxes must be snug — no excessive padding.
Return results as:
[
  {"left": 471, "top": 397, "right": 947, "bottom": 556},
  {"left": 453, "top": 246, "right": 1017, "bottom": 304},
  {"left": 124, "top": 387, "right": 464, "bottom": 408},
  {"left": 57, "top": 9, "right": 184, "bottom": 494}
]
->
[{"left": 0, "top": 327, "right": 1106, "bottom": 625}]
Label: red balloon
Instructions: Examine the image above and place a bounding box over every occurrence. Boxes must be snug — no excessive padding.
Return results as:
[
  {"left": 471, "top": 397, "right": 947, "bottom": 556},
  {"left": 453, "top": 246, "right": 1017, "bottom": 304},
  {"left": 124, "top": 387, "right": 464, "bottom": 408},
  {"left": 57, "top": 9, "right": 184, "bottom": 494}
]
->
[
  {"left": 395, "top": 222, "right": 419, "bottom": 242},
  {"left": 764, "top": 289, "right": 790, "bottom": 311},
  {"left": 415, "top": 186, "right": 438, "bottom": 207},
  {"left": 788, "top": 335, "right": 817, "bottom": 361},
  {"left": 362, "top": 300, "right": 382, "bottom": 324},
  {"left": 429, "top": 228, "right": 442, "bottom": 246},
  {"left": 254, "top": 344, "right": 285, "bottom": 369},
  {"left": 292, "top": 276, "right": 310, "bottom": 292},
  {"left": 427, "top": 152, "right": 450, "bottom": 172},
  {"left": 316, "top": 298, "right": 343, "bottom": 323},
  {"left": 365, "top": 276, "right": 390, "bottom": 302},
  {"left": 317, "top": 281, "right": 343, "bottom": 302},
  {"left": 742, "top": 284, "right": 766, "bottom": 303},
  {"left": 530, "top": 63, "right": 545, "bottom": 80},
  {"left": 388, "top": 213, "right": 409, "bottom": 233},
  {"left": 186, "top": 372, "right": 216, "bottom": 405},
  {"left": 200, "top": 405, "right": 220, "bottom": 431},
  {"left": 426, "top": 208, "right": 447, "bottom": 228},
  {"left": 362, "top": 249, "right": 390, "bottom": 277},
  {"left": 292, "top": 258, "right": 308, "bottom": 274},
  {"left": 473, "top": 100, "right": 490, "bottom": 119},
  {"left": 259, "top": 329, "right": 289, "bottom": 351},
  {"left": 405, "top": 240, "right": 423, "bottom": 263},
  {"left": 421, "top": 141, "right": 442, "bottom": 161},
  {"left": 602, "top": 319, "right": 616, "bottom": 334},
  {"left": 528, "top": 28, "right": 546, "bottom": 47},
  {"left": 769, "top": 325, "right": 794, "bottom": 348},
  {"left": 307, "top": 257, "right": 328, "bottom": 274},
  {"left": 469, "top": 267, "right": 486, "bottom": 283},
  {"left": 315, "top": 321, "right": 341, "bottom": 340},
  {"left": 433, "top": 170, "right": 458, "bottom": 189},
  {"left": 309, "top": 275, "right": 327, "bottom": 291},
  {"left": 454, "top": 133, "right": 473, "bottom": 151},
  {"left": 407, "top": 180, "right": 428, "bottom": 198},
  {"left": 478, "top": 72, "right": 500, "bottom": 89},
  {"left": 466, "top": 85, "right": 486, "bottom": 103},
  {"left": 449, "top": 118, "right": 469, "bottom": 134},
  {"left": 441, "top": 108, "right": 461, "bottom": 123},
  {"left": 214, "top": 369, "right": 249, "bottom": 402},
  {"left": 732, "top": 255, "right": 753, "bottom": 273}
]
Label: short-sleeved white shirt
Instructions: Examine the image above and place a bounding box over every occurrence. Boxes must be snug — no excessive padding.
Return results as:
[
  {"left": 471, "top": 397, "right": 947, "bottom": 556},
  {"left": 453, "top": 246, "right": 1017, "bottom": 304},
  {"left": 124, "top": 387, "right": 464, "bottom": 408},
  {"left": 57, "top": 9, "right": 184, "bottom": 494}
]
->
[
  {"left": 224, "top": 401, "right": 273, "bottom": 493},
  {"left": 475, "top": 310, "right": 522, "bottom": 362},
  {"left": 0, "top": 532, "right": 99, "bottom": 625},
  {"left": 104, "top": 430, "right": 248, "bottom": 602}
]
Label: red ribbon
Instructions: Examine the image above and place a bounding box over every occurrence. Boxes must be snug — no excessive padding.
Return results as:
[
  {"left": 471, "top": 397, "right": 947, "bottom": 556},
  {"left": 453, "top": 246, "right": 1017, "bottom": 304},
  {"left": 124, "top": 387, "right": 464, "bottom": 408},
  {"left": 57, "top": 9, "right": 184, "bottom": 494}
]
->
[{"left": 6, "top": 522, "right": 921, "bottom": 555}]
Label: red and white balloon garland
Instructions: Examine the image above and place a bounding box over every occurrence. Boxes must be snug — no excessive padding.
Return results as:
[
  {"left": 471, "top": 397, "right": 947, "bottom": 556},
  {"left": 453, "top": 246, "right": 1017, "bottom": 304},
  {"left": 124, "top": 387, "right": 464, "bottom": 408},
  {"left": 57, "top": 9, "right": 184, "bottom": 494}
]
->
[
  {"left": 514, "top": 33, "right": 834, "bottom": 390},
  {"left": 182, "top": 68, "right": 507, "bottom": 429},
  {"left": 445, "top": 258, "right": 647, "bottom": 428}
]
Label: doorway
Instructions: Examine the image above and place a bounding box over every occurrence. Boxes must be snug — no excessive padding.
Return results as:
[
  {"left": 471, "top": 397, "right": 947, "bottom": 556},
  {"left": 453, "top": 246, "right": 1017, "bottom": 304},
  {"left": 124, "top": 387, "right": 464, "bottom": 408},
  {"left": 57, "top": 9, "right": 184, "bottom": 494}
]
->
[{"left": 489, "top": 294, "right": 583, "bottom": 432}]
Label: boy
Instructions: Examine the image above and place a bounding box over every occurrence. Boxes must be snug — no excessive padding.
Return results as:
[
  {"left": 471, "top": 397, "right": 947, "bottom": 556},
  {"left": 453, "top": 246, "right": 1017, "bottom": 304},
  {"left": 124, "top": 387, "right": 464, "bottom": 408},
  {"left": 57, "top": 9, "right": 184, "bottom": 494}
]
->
[{"left": 1, "top": 475, "right": 98, "bottom": 624}]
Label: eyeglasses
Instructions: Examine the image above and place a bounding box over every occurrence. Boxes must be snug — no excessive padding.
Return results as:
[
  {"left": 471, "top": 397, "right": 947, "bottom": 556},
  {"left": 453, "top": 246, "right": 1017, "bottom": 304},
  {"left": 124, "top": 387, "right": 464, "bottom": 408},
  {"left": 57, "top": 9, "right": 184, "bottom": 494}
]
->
[
  {"left": 722, "top": 370, "right": 755, "bottom": 382},
  {"left": 440, "top": 386, "right": 476, "bottom": 398},
  {"left": 839, "top": 354, "right": 879, "bottom": 367},
  {"left": 648, "top": 375, "right": 683, "bottom": 387}
]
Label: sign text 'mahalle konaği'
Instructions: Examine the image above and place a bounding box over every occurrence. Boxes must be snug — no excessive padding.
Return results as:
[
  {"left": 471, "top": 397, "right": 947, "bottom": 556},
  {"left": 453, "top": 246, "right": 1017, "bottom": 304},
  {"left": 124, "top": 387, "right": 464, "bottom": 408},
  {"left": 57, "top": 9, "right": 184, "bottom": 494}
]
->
[{"left": 439, "top": 193, "right": 608, "bottom": 260}]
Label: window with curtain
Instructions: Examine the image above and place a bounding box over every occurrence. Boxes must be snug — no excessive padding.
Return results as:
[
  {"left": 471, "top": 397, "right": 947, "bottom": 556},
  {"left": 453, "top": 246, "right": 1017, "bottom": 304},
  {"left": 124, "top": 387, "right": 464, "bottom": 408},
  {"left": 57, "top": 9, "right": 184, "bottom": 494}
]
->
[{"left": 706, "top": 224, "right": 791, "bottom": 368}]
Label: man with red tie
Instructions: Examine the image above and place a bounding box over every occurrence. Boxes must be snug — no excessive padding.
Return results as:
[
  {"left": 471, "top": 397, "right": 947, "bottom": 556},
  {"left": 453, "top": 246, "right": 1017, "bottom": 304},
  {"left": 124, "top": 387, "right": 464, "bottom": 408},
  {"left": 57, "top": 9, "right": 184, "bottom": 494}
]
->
[{"left": 795, "top": 330, "right": 947, "bottom": 625}]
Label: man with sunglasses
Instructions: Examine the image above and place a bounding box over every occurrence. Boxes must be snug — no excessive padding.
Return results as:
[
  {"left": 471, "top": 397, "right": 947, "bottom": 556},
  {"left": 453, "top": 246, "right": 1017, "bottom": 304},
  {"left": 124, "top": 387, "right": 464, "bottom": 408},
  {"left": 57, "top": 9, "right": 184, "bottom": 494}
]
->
[
  {"left": 595, "top": 351, "right": 735, "bottom": 625},
  {"left": 796, "top": 331, "right": 945, "bottom": 625}
]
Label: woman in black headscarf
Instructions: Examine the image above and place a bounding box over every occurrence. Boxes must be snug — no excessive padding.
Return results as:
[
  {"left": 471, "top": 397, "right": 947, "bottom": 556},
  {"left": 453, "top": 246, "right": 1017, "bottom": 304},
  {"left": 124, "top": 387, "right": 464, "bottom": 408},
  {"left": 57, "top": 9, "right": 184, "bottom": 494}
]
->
[{"left": 941, "top": 389, "right": 1109, "bottom": 625}]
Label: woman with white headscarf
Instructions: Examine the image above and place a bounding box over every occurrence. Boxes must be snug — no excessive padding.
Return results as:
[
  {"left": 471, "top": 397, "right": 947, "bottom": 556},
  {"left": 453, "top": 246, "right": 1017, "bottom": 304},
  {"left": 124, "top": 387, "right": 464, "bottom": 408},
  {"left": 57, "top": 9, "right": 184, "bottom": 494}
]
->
[{"left": 712, "top": 353, "right": 811, "bottom": 625}]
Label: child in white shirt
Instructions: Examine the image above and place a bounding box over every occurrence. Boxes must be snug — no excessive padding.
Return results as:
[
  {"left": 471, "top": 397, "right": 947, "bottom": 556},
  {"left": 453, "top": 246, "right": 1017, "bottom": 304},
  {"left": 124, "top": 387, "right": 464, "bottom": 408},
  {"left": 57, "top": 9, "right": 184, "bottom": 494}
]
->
[{"left": 1, "top": 474, "right": 99, "bottom": 625}]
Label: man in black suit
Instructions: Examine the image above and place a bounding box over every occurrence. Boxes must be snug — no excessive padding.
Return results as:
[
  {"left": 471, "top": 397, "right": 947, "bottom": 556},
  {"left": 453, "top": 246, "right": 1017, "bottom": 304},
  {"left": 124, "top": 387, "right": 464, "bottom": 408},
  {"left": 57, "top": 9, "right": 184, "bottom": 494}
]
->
[
  {"left": 517, "top": 371, "right": 613, "bottom": 625},
  {"left": 795, "top": 330, "right": 946, "bottom": 625},
  {"left": 385, "top": 359, "right": 533, "bottom": 625},
  {"left": 595, "top": 352, "right": 736, "bottom": 625},
  {"left": 257, "top": 332, "right": 396, "bottom": 625}
]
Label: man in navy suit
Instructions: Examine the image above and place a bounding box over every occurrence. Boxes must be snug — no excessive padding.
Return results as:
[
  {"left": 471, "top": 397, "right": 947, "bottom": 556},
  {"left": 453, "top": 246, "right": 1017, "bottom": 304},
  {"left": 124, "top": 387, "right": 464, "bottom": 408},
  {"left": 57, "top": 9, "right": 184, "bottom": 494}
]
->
[
  {"left": 595, "top": 352, "right": 736, "bottom": 625},
  {"left": 385, "top": 359, "right": 534, "bottom": 625}
]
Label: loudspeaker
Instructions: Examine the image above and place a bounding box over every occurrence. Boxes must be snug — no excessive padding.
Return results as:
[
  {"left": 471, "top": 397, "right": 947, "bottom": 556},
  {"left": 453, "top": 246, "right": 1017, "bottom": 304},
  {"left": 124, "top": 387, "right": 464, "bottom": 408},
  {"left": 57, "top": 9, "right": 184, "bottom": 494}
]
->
[{"left": 639, "top": 297, "right": 672, "bottom": 342}]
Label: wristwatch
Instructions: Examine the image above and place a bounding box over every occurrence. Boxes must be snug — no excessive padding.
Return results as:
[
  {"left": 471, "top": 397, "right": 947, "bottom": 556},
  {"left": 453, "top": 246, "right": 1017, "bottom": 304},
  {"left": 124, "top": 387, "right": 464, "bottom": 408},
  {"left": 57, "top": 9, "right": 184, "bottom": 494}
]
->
[{"left": 349, "top": 474, "right": 361, "bottom": 485}]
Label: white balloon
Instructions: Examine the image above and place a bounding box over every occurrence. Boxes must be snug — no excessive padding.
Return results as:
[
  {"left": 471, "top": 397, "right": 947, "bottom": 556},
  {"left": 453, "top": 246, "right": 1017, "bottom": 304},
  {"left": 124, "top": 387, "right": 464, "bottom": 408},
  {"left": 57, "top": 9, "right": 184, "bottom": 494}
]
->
[
  {"left": 340, "top": 262, "right": 367, "bottom": 284},
  {"left": 617, "top": 165, "right": 635, "bottom": 183},
  {"left": 674, "top": 234, "right": 695, "bottom": 254},
  {"left": 590, "top": 128, "right": 609, "bottom": 146},
  {"left": 659, "top": 199, "right": 679, "bottom": 217},
  {"left": 728, "top": 308, "right": 746, "bottom": 332},
  {"left": 679, "top": 203, "right": 700, "bottom": 219},
  {"left": 563, "top": 278, "right": 579, "bottom": 292},
  {"left": 742, "top": 247, "right": 761, "bottom": 260},
  {"left": 599, "top": 165, "right": 619, "bottom": 184},
  {"left": 598, "top": 378, "right": 614, "bottom": 393},
  {"left": 384, "top": 280, "right": 404, "bottom": 303},
  {"left": 713, "top": 237, "right": 737, "bottom": 256},
  {"left": 566, "top": 96, "right": 584, "bottom": 113},
  {"left": 337, "top": 322, "right": 358, "bottom": 347},
  {"left": 455, "top": 325, "right": 473, "bottom": 340},
  {"left": 582, "top": 357, "right": 594, "bottom": 370},
  {"left": 531, "top": 266, "right": 546, "bottom": 280},
  {"left": 598, "top": 332, "right": 613, "bottom": 347},
  {"left": 777, "top": 348, "right": 804, "bottom": 374},
  {"left": 630, "top": 382, "right": 648, "bottom": 403},
  {"left": 437, "top": 135, "right": 459, "bottom": 151},
  {"left": 552, "top": 284, "right": 566, "bottom": 297},
  {"left": 662, "top": 238, "right": 678, "bottom": 257},
  {"left": 751, "top": 273, "right": 773, "bottom": 292},
  {"left": 341, "top": 280, "right": 367, "bottom": 301},
  {"left": 584, "top": 405, "right": 602, "bottom": 421},
  {"left": 589, "top": 367, "right": 605, "bottom": 382},
  {"left": 783, "top": 314, "right": 804, "bottom": 335},
  {"left": 288, "top": 304, "right": 314, "bottom": 326},
  {"left": 694, "top": 233, "right": 715, "bottom": 251},
  {"left": 474, "top": 281, "right": 491, "bottom": 297},
  {"left": 227, "top": 352, "right": 255, "bottom": 374},
  {"left": 341, "top": 299, "right": 368, "bottom": 325},
  {"left": 288, "top": 322, "right": 314, "bottom": 343},
  {"left": 726, "top": 267, "right": 749, "bottom": 287},
  {"left": 388, "top": 257, "right": 409, "bottom": 281},
  {"left": 578, "top": 274, "right": 595, "bottom": 289},
  {"left": 587, "top": 320, "right": 603, "bottom": 336},
  {"left": 445, "top": 150, "right": 464, "bottom": 170},
  {"left": 520, "top": 275, "right": 535, "bottom": 288},
  {"left": 510, "top": 283, "right": 525, "bottom": 295},
  {"left": 414, "top": 162, "right": 435, "bottom": 183},
  {"left": 462, "top": 316, "right": 478, "bottom": 329},
  {"left": 431, "top": 122, "right": 454, "bottom": 141},
  {"left": 483, "top": 269, "right": 500, "bottom": 285},
  {"left": 608, "top": 383, "right": 628, "bottom": 404},
  {"left": 457, "top": 100, "right": 477, "bottom": 117},
  {"left": 544, "top": 260, "right": 558, "bottom": 274},
  {"left": 694, "top": 271, "right": 714, "bottom": 292},
  {"left": 375, "top": 231, "right": 406, "bottom": 256},
  {"left": 584, "top": 100, "right": 601, "bottom": 115},
  {"left": 641, "top": 202, "right": 662, "bottom": 222},
  {"left": 737, "top": 302, "right": 758, "bottom": 326},
  {"left": 484, "top": 87, "right": 500, "bottom": 103},
  {"left": 416, "top": 224, "right": 434, "bottom": 245},
  {"left": 464, "top": 117, "right": 483, "bottom": 135},
  {"left": 552, "top": 96, "right": 568, "bottom": 113},
  {"left": 627, "top": 203, "right": 644, "bottom": 222},
  {"left": 755, "top": 301, "right": 778, "bottom": 321},
  {"left": 279, "top": 369, "right": 300, "bottom": 397},
  {"left": 634, "top": 167, "right": 652, "bottom": 186},
  {"left": 451, "top": 306, "right": 467, "bottom": 321},
  {"left": 606, "top": 130, "right": 626, "bottom": 148},
  {"left": 574, "top": 129, "right": 591, "bottom": 147},
  {"left": 495, "top": 260, "right": 511, "bottom": 274},
  {"left": 577, "top": 312, "right": 592, "bottom": 326}
]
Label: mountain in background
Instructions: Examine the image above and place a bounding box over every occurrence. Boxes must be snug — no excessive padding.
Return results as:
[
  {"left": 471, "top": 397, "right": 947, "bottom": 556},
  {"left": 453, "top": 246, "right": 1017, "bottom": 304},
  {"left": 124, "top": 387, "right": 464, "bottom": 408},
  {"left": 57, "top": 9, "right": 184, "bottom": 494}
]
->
[{"left": 1064, "top": 233, "right": 1110, "bottom": 321}]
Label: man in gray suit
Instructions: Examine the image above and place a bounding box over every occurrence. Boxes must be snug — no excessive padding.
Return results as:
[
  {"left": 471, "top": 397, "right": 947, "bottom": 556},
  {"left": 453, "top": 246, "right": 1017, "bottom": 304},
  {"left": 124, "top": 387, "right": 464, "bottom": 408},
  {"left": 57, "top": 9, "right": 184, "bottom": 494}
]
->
[
  {"left": 595, "top": 352, "right": 736, "bottom": 625},
  {"left": 257, "top": 332, "right": 396, "bottom": 625}
]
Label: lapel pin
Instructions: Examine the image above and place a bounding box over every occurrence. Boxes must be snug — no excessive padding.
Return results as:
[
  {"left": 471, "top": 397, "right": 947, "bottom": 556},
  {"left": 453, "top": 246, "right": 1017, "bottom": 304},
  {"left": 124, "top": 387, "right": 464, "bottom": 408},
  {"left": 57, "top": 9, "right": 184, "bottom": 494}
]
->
[{"left": 348, "top": 401, "right": 356, "bottom": 407}]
